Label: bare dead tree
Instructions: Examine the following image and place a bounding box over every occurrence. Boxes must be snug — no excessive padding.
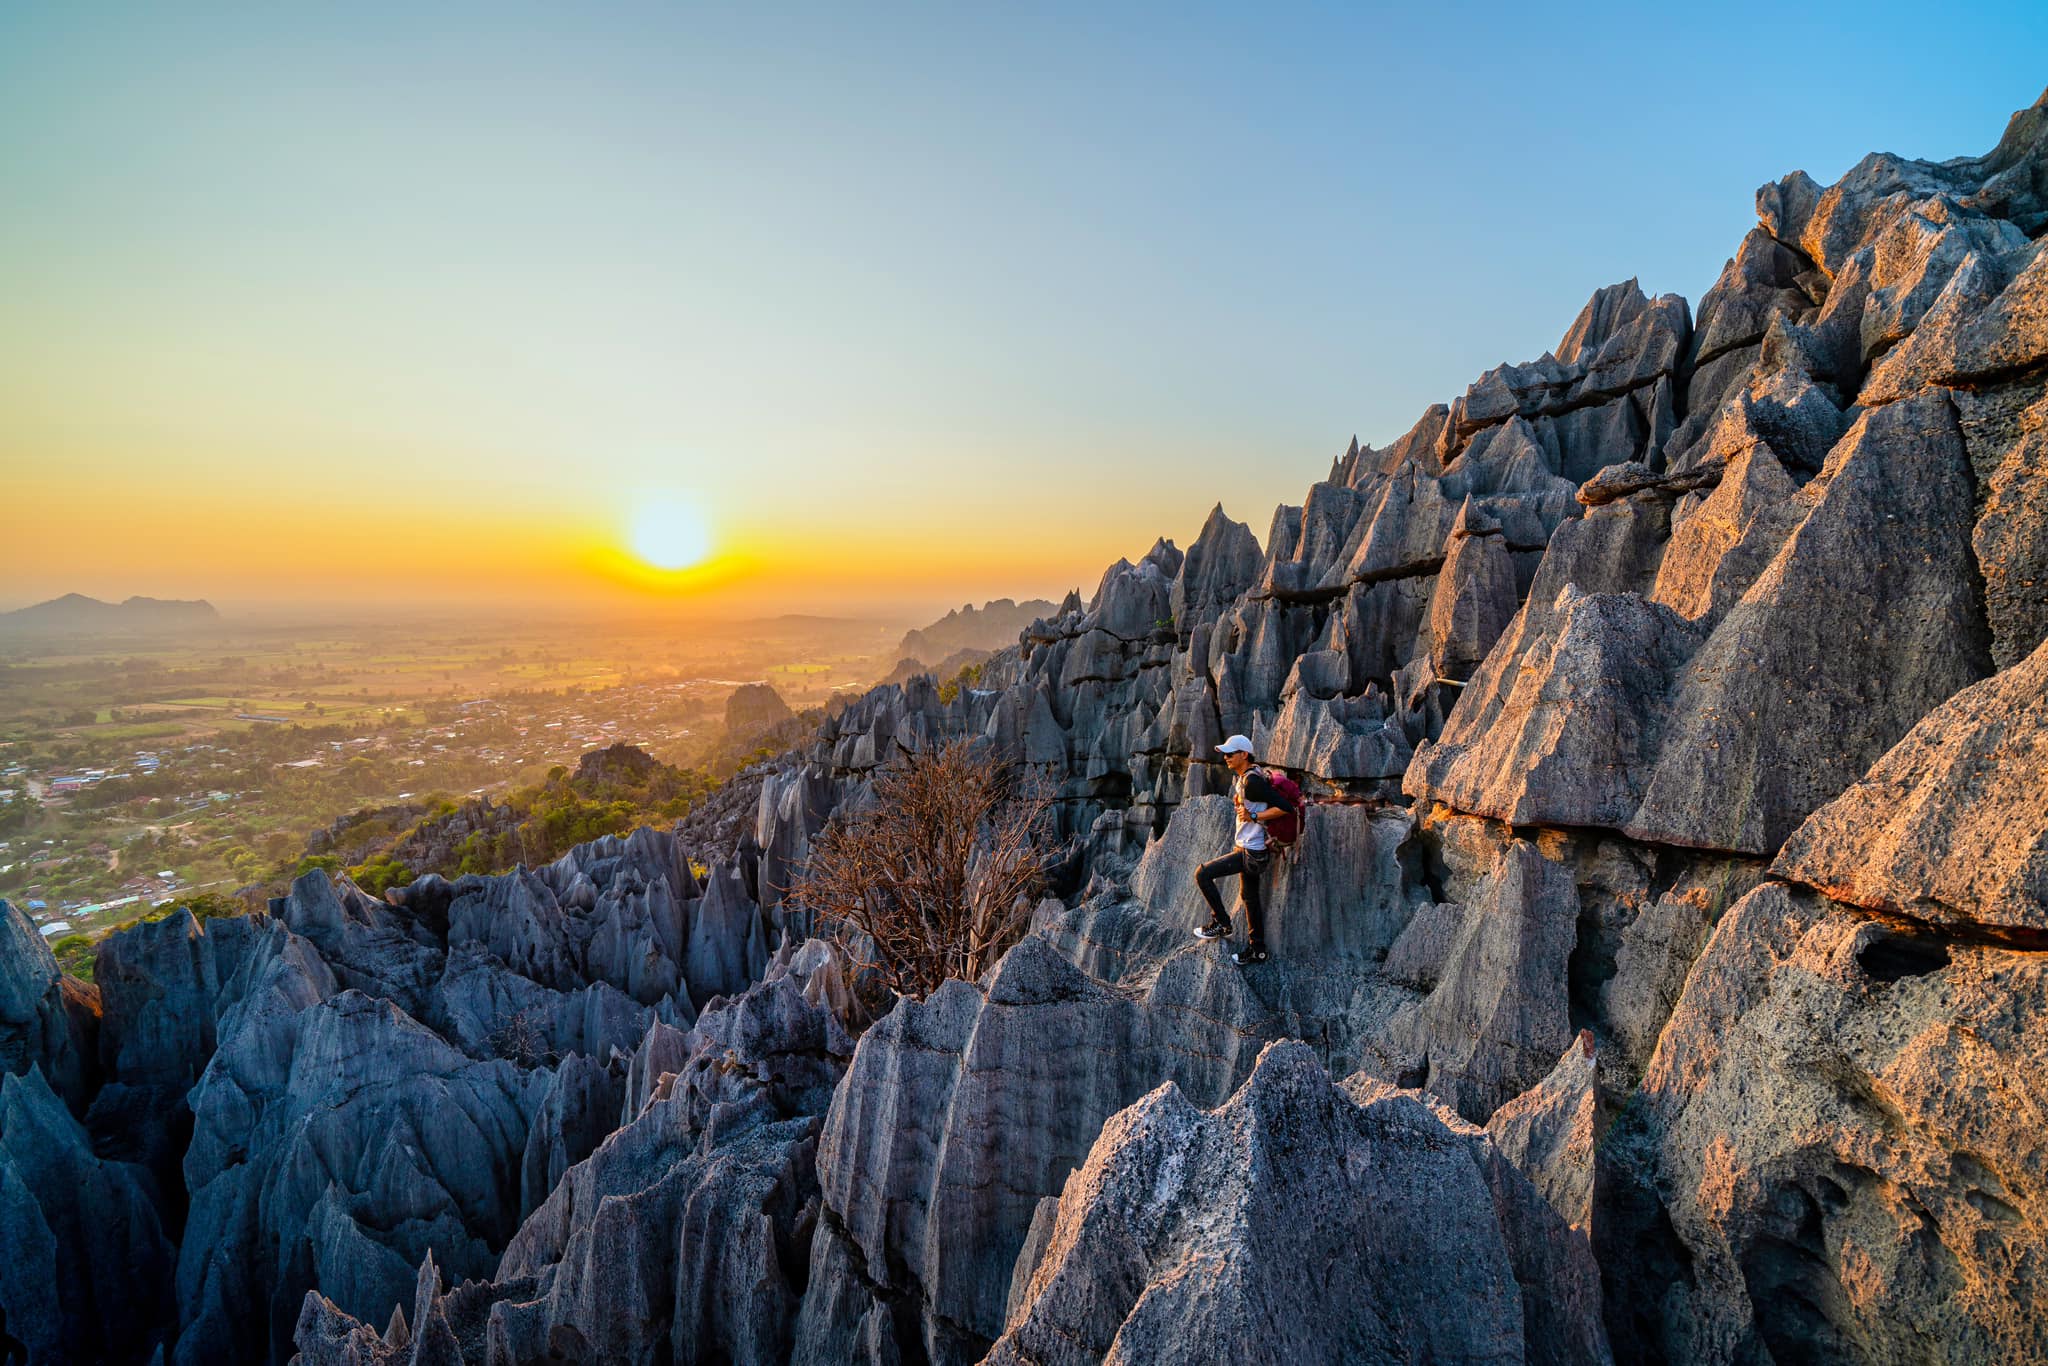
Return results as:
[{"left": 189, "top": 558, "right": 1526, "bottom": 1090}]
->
[
  {"left": 487, "top": 1005, "right": 558, "bottom": 1069},
  {"left": 791, "top": 739, "right": 1053, "bottom": 1000}
]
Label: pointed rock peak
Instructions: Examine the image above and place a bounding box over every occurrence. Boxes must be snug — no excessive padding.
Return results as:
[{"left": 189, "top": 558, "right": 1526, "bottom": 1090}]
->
[
  {"left": 1059, "top": 589, "right": 1083, "bottom": 616},
  {"left": 411, "top": 1250, "right": 444, "bottom": 1314},
  {"left": 1757, "top": 169, "right": 1823, "bottom": 245},
  {"left": 1192, "top": 502, "right": 1254, "bottom": 550},
  {"left": 984, "top": 932, "right": 1100, "bottom": 1008},
  {"left": 1346, "top": 434, "right": 1360, "bottom": 458},
  {"left": 1228, "top": 1039, "right": 1336, "bottom": 1117},
  {"left": 382, "top": 1303, "right": 410, "bottom": 1350},
  {"left": 1450, "top": 496, "right": 1502, "bottom": 539},
  {"left": 2, "top": 896, "right": 61, "bottom": 992},
  {"left": 1087, "top": 558, "right": 1135, "bottom": 613},
  {"left": 1144, "top": 536, "right": 1185, "bottom": 578},
  {"left": 0, "top": 1061, "right": 72, "bottom": 1130},
  {"left": 1555, "top": 278, "right": 1652, "bottom": 364}
]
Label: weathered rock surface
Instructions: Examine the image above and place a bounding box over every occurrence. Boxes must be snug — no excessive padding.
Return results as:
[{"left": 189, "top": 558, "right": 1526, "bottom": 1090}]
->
[
  {"left": 1610, "top": 882, "right": 2048, "bottom": 1363},
  {"left": 1628, "top": 390, "right": 1992, "bottom": 855},
  {"left": 1487, "top": 1029, "right": 1605, "bottom": 1235},
  {"left": 1772, "top": 630, "right": 2048, "bottom": 933},
  {"left": 989, "top": 1041, "right": 1610, "bottom": 1366},
  {"left": 1408, "top": 390, "right": 1995, "bottom": 858},
  {"left": 178, "top": 989, "right": 547, "bottom": 1365},
  {"left": 0, "top": 1064, "right": 176, "bottom": 1365},
  {"left": 1, "top": 897, "right": 100, "bottom": 1116},
  {"left": 290, "top": 941, "right": 856, "bottom": 1366}
]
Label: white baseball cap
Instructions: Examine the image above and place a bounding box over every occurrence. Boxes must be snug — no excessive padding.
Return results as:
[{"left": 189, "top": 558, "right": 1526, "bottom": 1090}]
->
[{"left": 1215, "top": 734, "right": 1255, "bottom": 755}]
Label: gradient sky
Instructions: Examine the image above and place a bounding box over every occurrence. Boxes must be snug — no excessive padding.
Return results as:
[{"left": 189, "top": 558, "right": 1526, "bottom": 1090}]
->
[{"left": 4, "top": 3, "right": 2044, "bottom": 619}]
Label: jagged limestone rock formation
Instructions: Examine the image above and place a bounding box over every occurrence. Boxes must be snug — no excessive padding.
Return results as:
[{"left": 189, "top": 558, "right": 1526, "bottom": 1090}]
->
[
  {"left": 1771, "top": 630, "right": 2048, "bottom": 933},
  {"left": 291, "top": 940, "right": 855, "bottom": 1366},
  {"left": 0, "top": 1064, "right": 176, "bottom": 1365},
  {"left": 1486, "top": 1029, "right": 1606, "bottom": 1237},
  {"left": 1608, "top": 882, "right": 2048, "bottom": 1363},
  {"left": 18, "top": 86, "right": 2048, "bottom": 1366},
  {"left": 178, "top": 988, "right": 548, "bottom": 1365},
  {"left": 88, "top": 906, "right": 336, "bottom": 1185},
  {"left": 1, "top": 897, "right": 99, "bottom": 1115},
  {"left": 6, "top": 815, "right": 777, "bottom": 1366},
  {"left": 990, "top": 1041, "right": 1609, "bottom": 1366}
]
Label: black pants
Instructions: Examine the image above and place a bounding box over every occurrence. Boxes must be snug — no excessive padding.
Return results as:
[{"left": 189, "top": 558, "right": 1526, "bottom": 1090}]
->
[{"left": 1196, "top": 846, "right": 1271, "bottom": 945}]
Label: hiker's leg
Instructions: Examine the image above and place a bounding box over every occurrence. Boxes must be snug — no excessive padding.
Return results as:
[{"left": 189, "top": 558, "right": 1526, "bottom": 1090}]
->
[
  {"left": 1195, "top": 851, "right": 1245, "bottom": 923},
  {"left": 1241, "top": 850, "right": 1269, "bottom": 946}
]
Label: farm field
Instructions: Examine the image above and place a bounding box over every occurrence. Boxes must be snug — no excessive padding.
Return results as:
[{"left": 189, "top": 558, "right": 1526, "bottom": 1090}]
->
[{"left": 0, "top": 609, "right": 907, "bottom": 948}]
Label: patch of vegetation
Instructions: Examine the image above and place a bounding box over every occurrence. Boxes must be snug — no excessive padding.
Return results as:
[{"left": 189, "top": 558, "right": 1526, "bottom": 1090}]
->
[
  {"left": 937, "top": 660, "right": 985, "bottom": 704},
  {"left": 348, "top": 853, "right": 414, "bottom": 896}
]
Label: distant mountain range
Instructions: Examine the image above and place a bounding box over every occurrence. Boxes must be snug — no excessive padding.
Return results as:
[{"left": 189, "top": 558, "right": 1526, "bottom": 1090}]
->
[
  {"left": 0, "top": 593, "right": 221, "bottom": 634},
  {"left": 894, "top": 597, "right": 1057, "bottom": 667}
]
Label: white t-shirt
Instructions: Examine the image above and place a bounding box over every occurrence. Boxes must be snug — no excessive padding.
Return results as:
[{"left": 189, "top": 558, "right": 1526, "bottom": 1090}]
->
[{"left": 1233, "top": 771, "right": 1270, "bottom": 851}]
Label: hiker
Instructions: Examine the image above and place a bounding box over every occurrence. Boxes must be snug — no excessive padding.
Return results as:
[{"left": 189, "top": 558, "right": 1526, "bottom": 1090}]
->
[{"left": 1194, "top": 734, "right": 1301, "bottom": 965}]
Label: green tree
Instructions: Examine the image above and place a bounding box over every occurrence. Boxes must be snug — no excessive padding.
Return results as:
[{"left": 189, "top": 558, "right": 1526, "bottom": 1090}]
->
[{"left": 349, "top": 853, "right": 414, "bottom": 897}]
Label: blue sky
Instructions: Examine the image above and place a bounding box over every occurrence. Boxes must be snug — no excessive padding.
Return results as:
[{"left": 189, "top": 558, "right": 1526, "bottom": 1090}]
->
[{"left": 2, "top": 2, "right": 2043, "bottom": 613}]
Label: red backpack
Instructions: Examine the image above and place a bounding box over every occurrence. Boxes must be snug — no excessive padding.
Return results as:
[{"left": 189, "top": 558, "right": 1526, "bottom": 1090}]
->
[{"left": 1255, "top": 767, "right": 1305, "bottom": 849}]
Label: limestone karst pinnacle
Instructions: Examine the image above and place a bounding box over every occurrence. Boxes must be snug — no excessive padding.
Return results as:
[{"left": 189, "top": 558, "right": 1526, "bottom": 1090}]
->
[{"left": 4, "top": 85, "right": 2047, "bottom": 1366}]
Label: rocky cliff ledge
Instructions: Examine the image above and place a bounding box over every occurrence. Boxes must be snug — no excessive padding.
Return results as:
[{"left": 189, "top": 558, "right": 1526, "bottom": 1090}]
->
[{"left": 4, "top": 89, "right": 2046, "bottom": 1366}]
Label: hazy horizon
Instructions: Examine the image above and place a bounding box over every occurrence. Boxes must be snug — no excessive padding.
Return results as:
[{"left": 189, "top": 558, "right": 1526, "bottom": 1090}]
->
[
  {"left": 6, "top": 2, "right": 2045, "bottom": 618},
  {"left": 0, "top": 588, "right": 1007, "bottom": 632}
]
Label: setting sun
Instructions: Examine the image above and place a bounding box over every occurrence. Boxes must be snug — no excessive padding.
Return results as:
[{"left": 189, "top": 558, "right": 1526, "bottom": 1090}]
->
[{"left": 628, "top": 496, "right": 713, "bottom": 571}]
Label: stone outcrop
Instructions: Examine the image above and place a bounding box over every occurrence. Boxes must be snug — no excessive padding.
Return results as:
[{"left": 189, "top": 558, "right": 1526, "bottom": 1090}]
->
[
  {"left": 290, "top": 940, "right": 856, "bottom": 1366},
  {"left": 1487, "top": 1029, "right": 1605, "bottom": 1236},
  {"left": 177, "top": 989, "right": 546, "bottom": 1365},
  {"left": 1407, "top": 390, "right": 1993, "bottom": 858},
  {"left": 1772, "top": 630, "right": 2048, "bottom": 934},
  {"left": 1, "top": 898, "right": 99, "bottom": 1116},
  {"left": 990, "top": 1041, "right": 1610, "bottom": 1366},
  {"left": 894, "top": 598, "right": 1060, "bottom": 673},
  {"left": 0, "top": 1065, "right": 176, "bottom": 1365},
  {"left": 1, "top": 809, "right": 785, "bottom": 1365},
  {"left": 1609, "top": 883, "right": 2048, "bottom": 1363}
]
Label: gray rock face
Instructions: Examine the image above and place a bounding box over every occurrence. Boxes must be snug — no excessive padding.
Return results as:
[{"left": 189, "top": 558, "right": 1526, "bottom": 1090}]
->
[
  {"left": 1, "top": 898, "right": 99, "bottom": 1115},
  {"left": 94, "top": 907, "right": 335, "bottom": 1095},
  {"left": 0, "top": 1064, "right": 176, "bottom": 1365},
  {"left": 1487, "top": 1030, "right": 1605, "bottom": 1235},
  {"left": 1408, "top": 390, "right": 1994, "bottom": 859},
  {"left": 1613, "top": 882, "right": 2048, "bottom": 1363},
  {"left": 1405, "top": 587, "right": 1705, "bottom": 830},
  {"left": 1382, "top": 839, "right": 1580, "bottom": 1122},
  {"left": 87, "top": 905, "right": 335, "bottom": 1188},
  {"left": 1628, "top": 391, "right": 1992, "bottom": 855},
  {"left": 34, "top": 814, "right": 781, "bottom": 1365},
  {"left": 178, "top": 989, "right": 546, "bottom": 1366},
  {"left": 292, "top": 942, "right": 856, "bottom": 1366},
  {"left": 1772, "top": 630, "right": 2048, "bottom": 933},
  {"left": 990, "top": 1041, "right": 1610, "bottom": 1366}
]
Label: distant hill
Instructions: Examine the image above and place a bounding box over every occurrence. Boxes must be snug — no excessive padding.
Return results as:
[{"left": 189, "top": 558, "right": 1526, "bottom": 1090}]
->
[
  {"left": 0, "top": 593, "right": 220, "bottom": 634},
  {"left": 878, "top": 646, "right": 992, "bottom": 690},
  {"left": 894, "top": 598, "right": 1056, "bottom": 671}
]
